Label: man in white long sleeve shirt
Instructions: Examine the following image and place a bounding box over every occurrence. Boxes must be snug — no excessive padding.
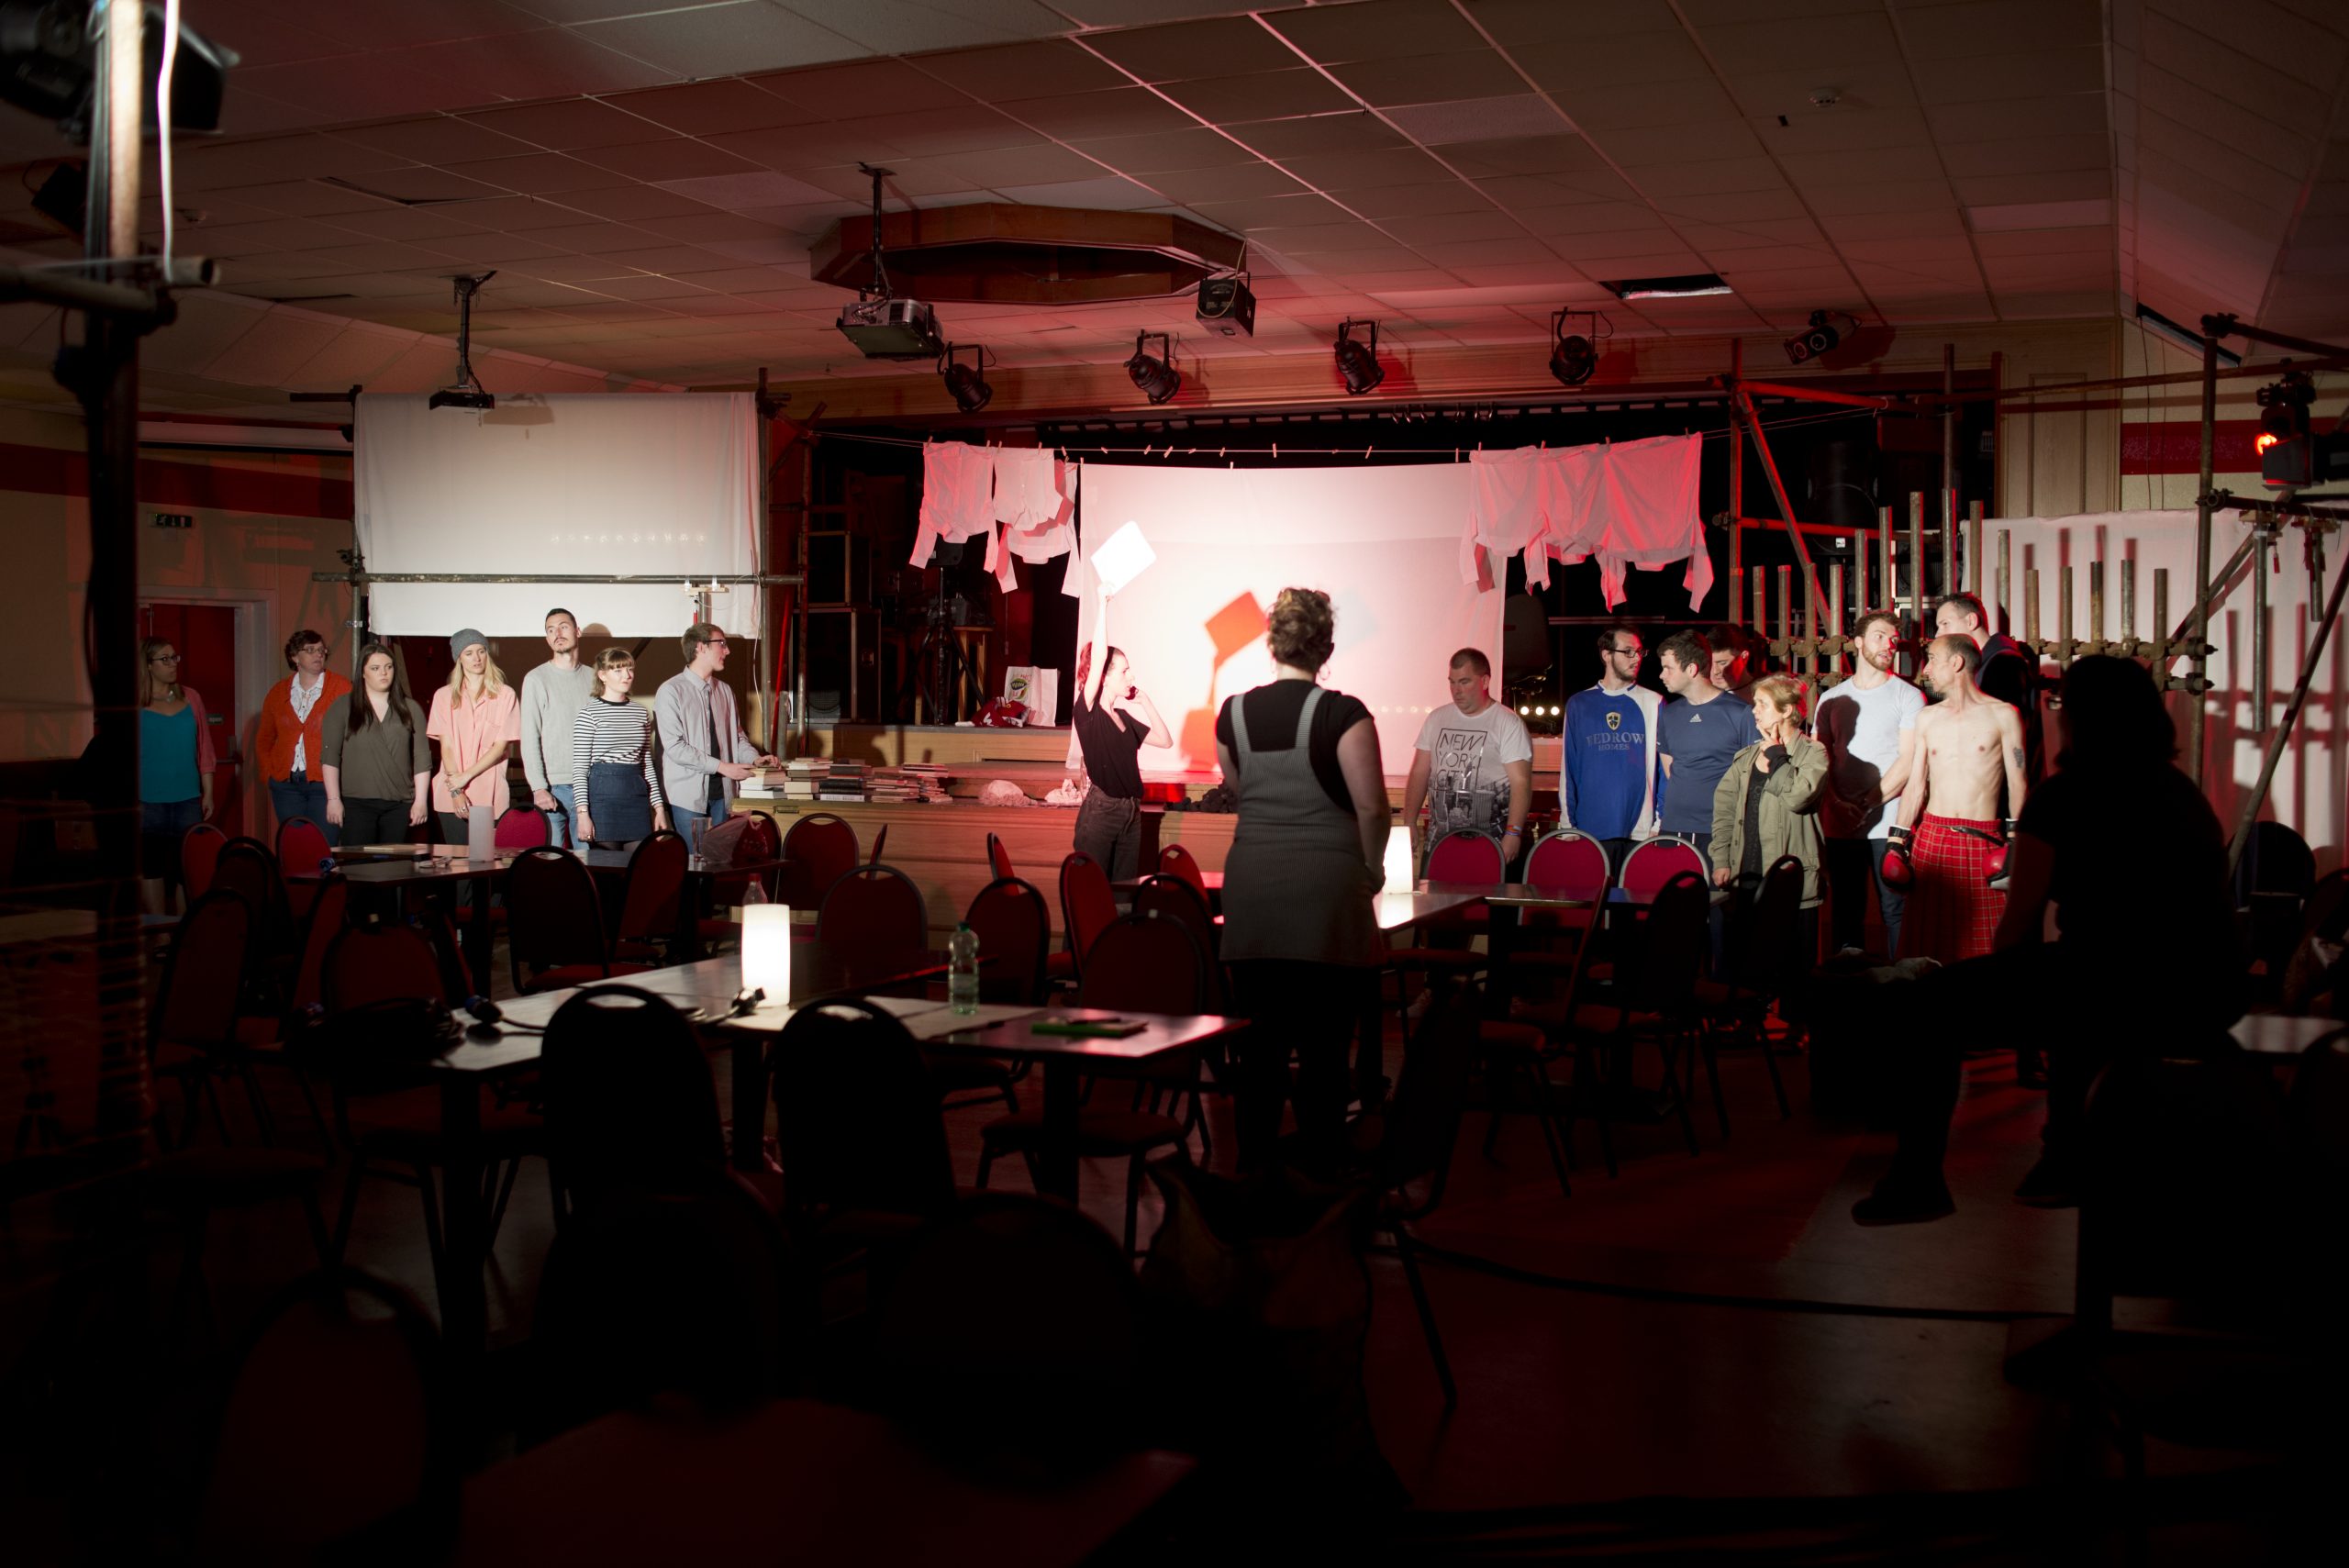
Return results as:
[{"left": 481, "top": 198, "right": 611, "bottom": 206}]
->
[
  {"left": 654, "top": 622, "right": 779, "bottom": 855},
  {"left": 519, "top": 607, "right": 596, "bottom": 847}
]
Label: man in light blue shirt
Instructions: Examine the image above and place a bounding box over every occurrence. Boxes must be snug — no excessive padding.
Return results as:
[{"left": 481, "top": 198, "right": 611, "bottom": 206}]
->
[{"left": 653, "top": 622, "right": 778, "bottom": 856}]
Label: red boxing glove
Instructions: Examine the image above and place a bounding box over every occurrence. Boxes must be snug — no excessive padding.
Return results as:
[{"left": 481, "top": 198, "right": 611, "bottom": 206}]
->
[
  {"left": 1880, "top": 825, "right": 1914, "bottom": 887},
  {"left": 1985, "top": 818, "right": 2016, "bottom": 889}
]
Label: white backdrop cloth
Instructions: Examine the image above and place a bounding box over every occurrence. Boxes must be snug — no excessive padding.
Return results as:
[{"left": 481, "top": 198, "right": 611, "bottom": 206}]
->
[
  {"left": 354, "top": 393, "right": 760, "bottom": 636},
  {"left": 1077, "top": 462, "right": 1505, "bottom": 777},
  {"left": 1980, "top": 508, "right": 2342, "bottom": 860}
]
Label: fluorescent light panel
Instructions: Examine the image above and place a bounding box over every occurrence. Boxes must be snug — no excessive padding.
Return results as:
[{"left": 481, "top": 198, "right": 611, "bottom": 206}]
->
[{"left": 1604, "top": 272, "right": 1732, "bottom": 300}]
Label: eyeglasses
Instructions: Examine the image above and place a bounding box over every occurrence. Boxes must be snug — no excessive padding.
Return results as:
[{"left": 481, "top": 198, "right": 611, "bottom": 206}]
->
[
  {"left": 702, "top": 638, "right": 729, "bottom": 649},
  {"left": 1605, "top": 646, "right": 1642, "bottom": 657}
]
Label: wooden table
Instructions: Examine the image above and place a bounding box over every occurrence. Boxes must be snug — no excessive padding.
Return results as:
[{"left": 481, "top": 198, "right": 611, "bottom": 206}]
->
[
  {"left": 332, "top": 850, "right": 518, "bottom": 996},
  {"left": 453, "top": 1397, "right": 1193, "bottom": 1567}
]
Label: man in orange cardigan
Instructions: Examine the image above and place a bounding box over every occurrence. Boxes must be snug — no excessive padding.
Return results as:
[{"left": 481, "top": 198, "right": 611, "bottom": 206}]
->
[{"left": 257, "top": 628, "right": 351, "bottom": 848}]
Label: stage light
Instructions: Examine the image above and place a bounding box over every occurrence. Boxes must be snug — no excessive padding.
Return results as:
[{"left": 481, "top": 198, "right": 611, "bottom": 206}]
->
[
  {"left": 1785, "top": 309, "right": 1850, "bottom": 365},
  {"left": 1126, "top": 331, "right": 1180, "bottom": 404},
  {"left": 940, "top": 342, "right": 991, "bottom": 414},
  {"left": 1603, "top": 273, "right": 1731, "bottom": 300},
  {"left": 2255, "top": 432, "right": 2279, "bottom": 456},
  {"left": 1549, "top": 308, "right": 1605, "bottom": 387},
  {"left": 1334, "top": 318, "right": 1384, "bottom": 395}
]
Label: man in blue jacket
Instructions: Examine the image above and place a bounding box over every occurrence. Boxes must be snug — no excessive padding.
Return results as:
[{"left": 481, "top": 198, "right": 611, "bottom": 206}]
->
[{"left": 1561, "top": 622, "right": 1660, "bottom": 857}]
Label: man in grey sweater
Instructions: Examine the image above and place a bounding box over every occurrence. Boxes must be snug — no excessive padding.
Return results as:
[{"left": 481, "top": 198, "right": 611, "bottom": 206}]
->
[
  {"left": 655, "top": 621, "right": 778, "bottom": 855},
  {"left": 520, "top": 607, "right": 597, "bottom": 847}
]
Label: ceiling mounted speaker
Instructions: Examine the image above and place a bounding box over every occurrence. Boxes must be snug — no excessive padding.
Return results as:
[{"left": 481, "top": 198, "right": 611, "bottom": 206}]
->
[{"left": 1195, "top": 275, "right": 1255, "bottom": 337}]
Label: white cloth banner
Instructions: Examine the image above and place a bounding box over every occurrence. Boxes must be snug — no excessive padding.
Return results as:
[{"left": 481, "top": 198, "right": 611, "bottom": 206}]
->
[
  {"left": 1080, "top": 462, "right": 1505, "bottom": 776},
  {"left": 354, "top": 393, "right": 760, "bottom": 636},
  {"left": 1982, "top": 508, "right": 2343, "bottom": 858},
  {"left": 1461, "top": 433, "right": 1708, "bottom": 610}
]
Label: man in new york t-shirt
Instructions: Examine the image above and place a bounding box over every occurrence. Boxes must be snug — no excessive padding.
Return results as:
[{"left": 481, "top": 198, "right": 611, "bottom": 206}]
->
[
  {"left": 1403, "top": 648, "right": 1532, "bottom": 871},
  {"left": 1654, "top": 628, "right": 1760, "bottom": 859},
  {"left": 1561, "top": 621, "right": 1660, "bottom": 848}
]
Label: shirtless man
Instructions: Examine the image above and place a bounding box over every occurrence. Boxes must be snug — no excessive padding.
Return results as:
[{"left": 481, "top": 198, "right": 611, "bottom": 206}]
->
[{"left": 1882, "top": 635, "right": 2026, "bottom": 964}]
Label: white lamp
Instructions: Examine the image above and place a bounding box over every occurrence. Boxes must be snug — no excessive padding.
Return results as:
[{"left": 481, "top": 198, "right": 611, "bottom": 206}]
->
[
  {"left": 1383, "top": 828, "right": 1415, "bottom": 892},
  {"left": 740, "top": 904, "right": 792, "bottom": 1005}
]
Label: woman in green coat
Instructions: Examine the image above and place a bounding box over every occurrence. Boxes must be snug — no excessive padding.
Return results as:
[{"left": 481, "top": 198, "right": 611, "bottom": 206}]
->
[{"left": 1710, "top": 674, "right": 1829, "bottom": 968}]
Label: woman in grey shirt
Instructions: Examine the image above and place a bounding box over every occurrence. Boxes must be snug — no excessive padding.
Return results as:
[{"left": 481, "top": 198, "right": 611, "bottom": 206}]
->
[{"left": 322, "top": 642, "right": 431, "bottom": 845}]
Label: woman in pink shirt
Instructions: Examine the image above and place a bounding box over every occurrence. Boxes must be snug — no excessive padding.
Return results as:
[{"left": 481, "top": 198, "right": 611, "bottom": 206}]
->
[{"left": 426, "top": 628, "right": 520, "bottom": 849}]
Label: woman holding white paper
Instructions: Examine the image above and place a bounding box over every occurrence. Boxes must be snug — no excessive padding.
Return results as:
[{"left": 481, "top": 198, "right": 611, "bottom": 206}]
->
[{"left": 1072, "top": 586, "right": 1169, "bottom": 881}]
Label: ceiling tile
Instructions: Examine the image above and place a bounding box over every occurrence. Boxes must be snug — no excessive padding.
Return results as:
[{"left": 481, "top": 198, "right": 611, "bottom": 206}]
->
[
  {"left": 1147, "top": 162, "right": 1307, "bottom": 203},
  {"left": 1595, "top": 119, "right": 1767, "bottom": 167},
  {"left": 916, "top": 39, "right": 1132, "bottom": 96},
  {"left": 1341, "top": 182, "right": 1499, "bottom": 219},
  {"left": 990, "top": 176, "right": 1166, "bottom": 208},
  {"left": 1778, "top": 145, "right": 1949, "bottom": 185},
  {"left": 823, "top": 107, "right": 1044, "bottom": 159},
  {"left": 1926, "top": 95, "right": 2108, "bottom": 145},
  {"left": 1544, "top": 78, "right": 1744, "bottom": 132},
  {"left": 1508, "top": 33, "right": 1709, "bottom": 90},
  {"left": 464, "top": 98, "right": 679, "bottom": 150},
  {"left": 1631, "top": 158, "right": 1788, "bottom": 198},
  {"left": 1264, "top": 0, "right": 1487, "bottom": 62},
  {"left": 1085, "top": 17, "right": 1299, "bottom": 81},
  {"left": 1386, "top": 97, "right": 1573, "bottom": 148},
  {"left": 752, "top": 58, "right": 979, "bottom": 118},
  {"left": 326, "top": 206, "right": 495, "bottom": 243},
  {"left": 1436, "top": 133, "right": 1606, "bottom": 180},
  {"left": 996, "top": 89, "right": 1203, "bottom": 139},
  {"left": 573, "top": 139, "right": 768, "bottom": 182},
  {"left": 778, "top": 0, "right": 1070, "bottom": 56},
  {"left": 600, "top": 80, "right": 825, "bottom": 137},
  {"left": 1939, "top": 134, "right": 2111, "bottom": 180},
  {"left": 1279, "top": 148, "right": 1453, "bottom": 191},
  {"left": 1160, "top": 71, "right": 1359, "bottom": 124},
  {"left": 216, "top": 180, "right": 406, "bottom": 219},
  {"left": 1067, "top": 128, "right": 1266, "bottom": 173},
  {"left": 1802, "top": 177, "right": 1959, "bottom": 216},
  {"left": 385, "top": 28, "right": 680, "bottom": 102},
  {"left": 1328, "top": 51, "right": 1526, "bottom": 107},
  {"left": 573, "top": 3, "right": 863, "bottom": 77},
  {"left": 1184, "top": 194, "right": 1353, "bottom": 229},
  {"left": 1230, "top": 115, "right": 1410, "bottom": 159},
  {"left": 1910, "top": 48, "right": 2104, "bottom": 104},
  {"left": 446, "top": 153, "right": 630, "bottom": 195},
  {"left": 1950, "top": 170, "right": 2110, "bottom": 206},
  {"left": 935, "top": 143, "right": 1110, "bottom": 185},
  {"left": 1462, "top": 0, "right": 1682, "bottom": 46},
  {"left": 333, "top": 116, "right": 545, "bottom": 164},
  {"left": 551, "top": 184, "right": 733, "bottom": 221}
]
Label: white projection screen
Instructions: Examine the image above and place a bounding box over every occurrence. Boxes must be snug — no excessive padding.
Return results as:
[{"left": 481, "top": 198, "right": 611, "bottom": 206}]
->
[
  {"left": 1076, "top": 462, "right": 1502, "bottom": 775},
  {"left": 354, "top": 393, "right": 760, "bottom": 635}
]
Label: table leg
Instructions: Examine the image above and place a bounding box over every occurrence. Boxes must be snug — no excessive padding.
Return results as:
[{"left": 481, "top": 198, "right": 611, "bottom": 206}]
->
[
  {"left": 435, "top": 1075, "right": 487, "bottom": 1361},
  {"left": 464, "top": 880, "right": 494, "bottom": 997},
  {"left": 677, "top": 870, "right": 706, "bottom": 962},
  {"left": 730, "top": 1032, "right": 765, "bottom": 1172},
  {"left": 1038, "top": 1060, "right": 1079, "bottom": 1202},
  {"left": 1486, "top": 905, "right": 1520, "bottom": 1019}
]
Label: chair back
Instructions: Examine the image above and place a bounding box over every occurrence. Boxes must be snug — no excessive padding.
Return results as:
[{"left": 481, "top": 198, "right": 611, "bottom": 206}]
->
[
  {"left": 963, "top": 876, "right": 1049, "bottom": 1006},
  {"left": 2234, "top": 819, "right": 2316, "bottom": 906},
  {"left": 1077, "top": 912, "right": 1207, "bottom": 1015},
  {"left": 985, "top": 831, "right": 1016, "bottom": 883},
  {"left": 1619, "top": 837, "right": 1706, "bottom": 898},
  {"left": 868, "top": 823, "right": 888, "bottom": 864},
  {"left": 816, "top": 863, "right": 929, "bottom": 951},
  {"left": 1156, "top": 841, "right": 1207, "bottom": 895},
  {"left": 195, "top": 1269, "right": 452, "bottom": 1564},
  {"left": 1625, "top": 872, "right": 1709, "bottom": 1015},
  {"left": 527, "top": 1173, "right": 804, "bottom": 1444},
  {"left": 1371, "top": 990, "right": 1483, "bottom": 1212},
  {"left": 1059, "top": 851, "right": 1118, "bottom": 970},
  {"left": 288, "top": 873, "right": 350, "bottom": 1014},
  {"left": 212, "top": 836, "right": 292, "bottom": 945},
  {"left": 871, "top": 1195, "right": 1140, "bottom": 1464},
  {"left": 1525, "top": 829, "right": 1610, "bottom": 900},
  {"left": 494, "top": 807, "right": 549, "bottom": 850},
  {"left": 506, "top": 847, "right": 612, "bottom": 990},
  {"left": 708, "top": 811, "right": 784, "bottom": 906},
  {"left": 275, "top": 817, "right": 332, "bottom": 877},
  {"left": 151, "top": 892, "right": 251, "bottom": 1052},
  {"left": 780, "top": 812, "right": 858, "bottom": 905},
  {"left": 541, "top": 986, "right": 724, "bottom": 1218},
  {"left": 1731, "top": 855, "right": 1808, "bottom": 990},
  {"left": 1131, "top": 873, "right": 1217, "bottom": 965},
  {"left": 181, "top": 820, "right": 228, "bottom": 898},
  {"left": 614, "top": 830, "right": 689, "bottom": 945},
  {"left": 323, "top": 921, "right": 451, "bottom": 1012},
  {"left": 1426, "top": 829, "right": 1505, "bottom": 884},
  {"left": 772, "top": 1000, "right": 956, "bottom": 1223}
]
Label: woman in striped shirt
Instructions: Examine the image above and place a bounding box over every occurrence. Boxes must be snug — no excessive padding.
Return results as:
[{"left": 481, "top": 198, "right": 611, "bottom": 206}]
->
[{"left": 573, "top": 648, "right": 667, "bottom": 849}]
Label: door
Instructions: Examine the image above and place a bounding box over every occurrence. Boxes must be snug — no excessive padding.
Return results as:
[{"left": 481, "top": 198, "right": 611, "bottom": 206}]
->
[{"left": 140, "top": 603, "right": 242, "bottom": 838}]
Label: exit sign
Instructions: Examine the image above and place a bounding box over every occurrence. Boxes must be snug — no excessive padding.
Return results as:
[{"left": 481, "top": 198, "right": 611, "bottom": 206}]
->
[{"left": 152, "top": 513, "right": 194, "bottom": 529}]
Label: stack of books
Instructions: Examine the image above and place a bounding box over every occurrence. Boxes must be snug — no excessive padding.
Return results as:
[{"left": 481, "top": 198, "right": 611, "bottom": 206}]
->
[
  {"left": 741, "top": 758, "right": 829, "bottom": 800},
  {"left": 902, "top": 762, "right": 953, "bottom": 804},
  {"left": 817, "top": 761, "right": 868, "bottom": 803},
  {"left": 866, "top": 768, "right": 921, "bottom": 804}
]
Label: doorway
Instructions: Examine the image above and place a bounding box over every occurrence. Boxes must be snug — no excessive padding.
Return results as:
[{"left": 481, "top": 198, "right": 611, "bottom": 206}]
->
[{"left": 140, "top": 602, "right": 242, "bottom": 838}]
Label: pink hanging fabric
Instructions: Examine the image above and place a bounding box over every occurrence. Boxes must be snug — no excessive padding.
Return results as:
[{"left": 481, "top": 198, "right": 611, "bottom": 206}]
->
[
  {"left": 1592, "top": 434, "right": 1709, "bottom": 611},
  {"left": 912, "top": 441, "right": 997, "bottom": 570},
  {"left": 1458, "top": 434, "right": 1709, "bottom": 611}
]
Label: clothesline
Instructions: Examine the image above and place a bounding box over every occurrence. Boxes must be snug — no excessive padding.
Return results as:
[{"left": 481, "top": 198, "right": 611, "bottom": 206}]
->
[{"left": 814, "top": 405, "right": 1872, "bottom": 461}]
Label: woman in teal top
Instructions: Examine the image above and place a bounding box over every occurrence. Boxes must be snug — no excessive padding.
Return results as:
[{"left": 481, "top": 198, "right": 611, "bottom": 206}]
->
[{"left": 139, "top": 636, "right": 217, "bottom": 912}]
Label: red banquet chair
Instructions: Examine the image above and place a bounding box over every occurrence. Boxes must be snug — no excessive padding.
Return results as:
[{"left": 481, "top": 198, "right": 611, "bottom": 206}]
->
[
  {"left": 1051, "top": 851, "right": 1118, "bottom": 988},
  {"left": 985, "top": 832, "right": 1017, "bottom": 884},
  {"left": 276, "top": 818, "right": 333, "bottom": 918},
  {"left": 181, "top": 821, "right": 228, "bottom": 901},
  {"left": 1155, "top": 842, "right": 1207, "bottom": 896},
  {"left": 1618, "top": 837, "right": 1707, "bottom": 902}
]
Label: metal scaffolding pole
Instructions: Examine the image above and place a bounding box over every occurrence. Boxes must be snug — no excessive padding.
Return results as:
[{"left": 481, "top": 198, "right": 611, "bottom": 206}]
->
[{"left": 2188, "top": 329, "right": 2219, "bottom": 784}]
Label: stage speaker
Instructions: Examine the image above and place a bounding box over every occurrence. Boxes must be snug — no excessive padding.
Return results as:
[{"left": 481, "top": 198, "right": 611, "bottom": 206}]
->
[
  {"left": 1502, "top": 593, "right": 1549, "bottom": 678},
  {"left": 1196, "top": 276, "right": 1255, "bottom": 338}
]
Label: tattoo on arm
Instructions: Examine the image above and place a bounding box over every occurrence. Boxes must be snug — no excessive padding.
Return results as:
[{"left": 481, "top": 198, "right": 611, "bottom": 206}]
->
[{"left": 2009, "top": 746, "right": 2026, "bottom": 772}]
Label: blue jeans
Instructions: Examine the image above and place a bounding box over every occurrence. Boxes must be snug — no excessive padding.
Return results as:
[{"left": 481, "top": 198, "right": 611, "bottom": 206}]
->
[
  {"left": 539, "top": 783, "right": 576, "bottom": 850},
  {"left": 672, "top": 795, "right": 728, "bottom": 858},
  {"left": 269, "top": 773, "right": 337, "bottom": 846}
]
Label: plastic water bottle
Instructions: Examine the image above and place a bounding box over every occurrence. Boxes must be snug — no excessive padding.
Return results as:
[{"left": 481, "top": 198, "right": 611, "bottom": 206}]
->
[{"left": 948, "top": 922, "right": 981, "bottom": 1015}]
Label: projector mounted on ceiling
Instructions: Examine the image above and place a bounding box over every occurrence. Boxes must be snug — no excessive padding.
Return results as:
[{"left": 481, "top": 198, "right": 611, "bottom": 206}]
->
[
  {"left": 429, "top": 272, "right": 495, "bottom": 412},
  {"left": 837, "top": 295, "right": 944, "bottom": 361},
  {"left": 835, "top": 162, "right": 948, "bottom": 361}
]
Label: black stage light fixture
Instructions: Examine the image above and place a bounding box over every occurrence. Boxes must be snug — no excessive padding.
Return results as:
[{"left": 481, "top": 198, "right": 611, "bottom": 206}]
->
[
  {"left": 428, "top": 272, "right": 496, "bottom": 412},
  {"left": 1334, "top": 318, "right": 1384, "bottom": 395},
  {"left": 1126, "top": 331, "right": 1180, "bottom": 405},
  {"left": 1549, "top": 308, "right": 1605, "bottom": 387},
  {"left": 1195, "top": 273, "right": 1255, "bottom": 337},
  {"left": 2256, "top": 370, "right": 2325, "bottom": 489},
  {"left": 1784, "top": 308, "right": 1853, "bottom": 365},
  {"left": 940, "top": 342, "right": 991, "bottom": 415},
  {"left": 0, "top": 0, "right": 236, "bottom": 137}
]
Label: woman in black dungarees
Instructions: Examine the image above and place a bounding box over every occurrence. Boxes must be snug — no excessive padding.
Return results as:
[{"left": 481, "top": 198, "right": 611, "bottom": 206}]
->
[
  {"left": 1216, "top": 587, "right": 1390, "bottom": 1172},
  {"left": 1072, "top": 586, "right": 1170, "bottom": 881}
]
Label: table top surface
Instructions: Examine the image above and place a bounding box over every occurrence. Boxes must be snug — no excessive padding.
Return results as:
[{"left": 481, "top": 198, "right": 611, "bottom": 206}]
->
[
  {"left": 452, "top": 1397, "right": 1193, "bottom": 1568},
  {"left": 2229, "top": 1013, "right": 2345, "bottom": 1056},
  {"left": 306, "top": 846, "right": 786, "bottom": 883},
  {"left": 451, "top": 952, "right": 1237, "bottom": 1073}
]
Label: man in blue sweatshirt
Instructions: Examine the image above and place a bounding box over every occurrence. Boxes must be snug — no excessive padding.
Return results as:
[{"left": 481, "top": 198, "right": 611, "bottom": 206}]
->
[
  {"left": 1654, "top": 628, "right": 1759, "bottom": 861},
  {"left": 1561, "top": 622, "right": 1660, "bottom": 854}
]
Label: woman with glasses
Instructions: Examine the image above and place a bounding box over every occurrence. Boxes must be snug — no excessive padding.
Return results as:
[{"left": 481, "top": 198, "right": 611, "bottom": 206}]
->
[
  {"left": 137, "top": 636, "right": 217, "bottom": 913},
  {"left": 573, "top": 648, "right": 667, "bottom": 850}
]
